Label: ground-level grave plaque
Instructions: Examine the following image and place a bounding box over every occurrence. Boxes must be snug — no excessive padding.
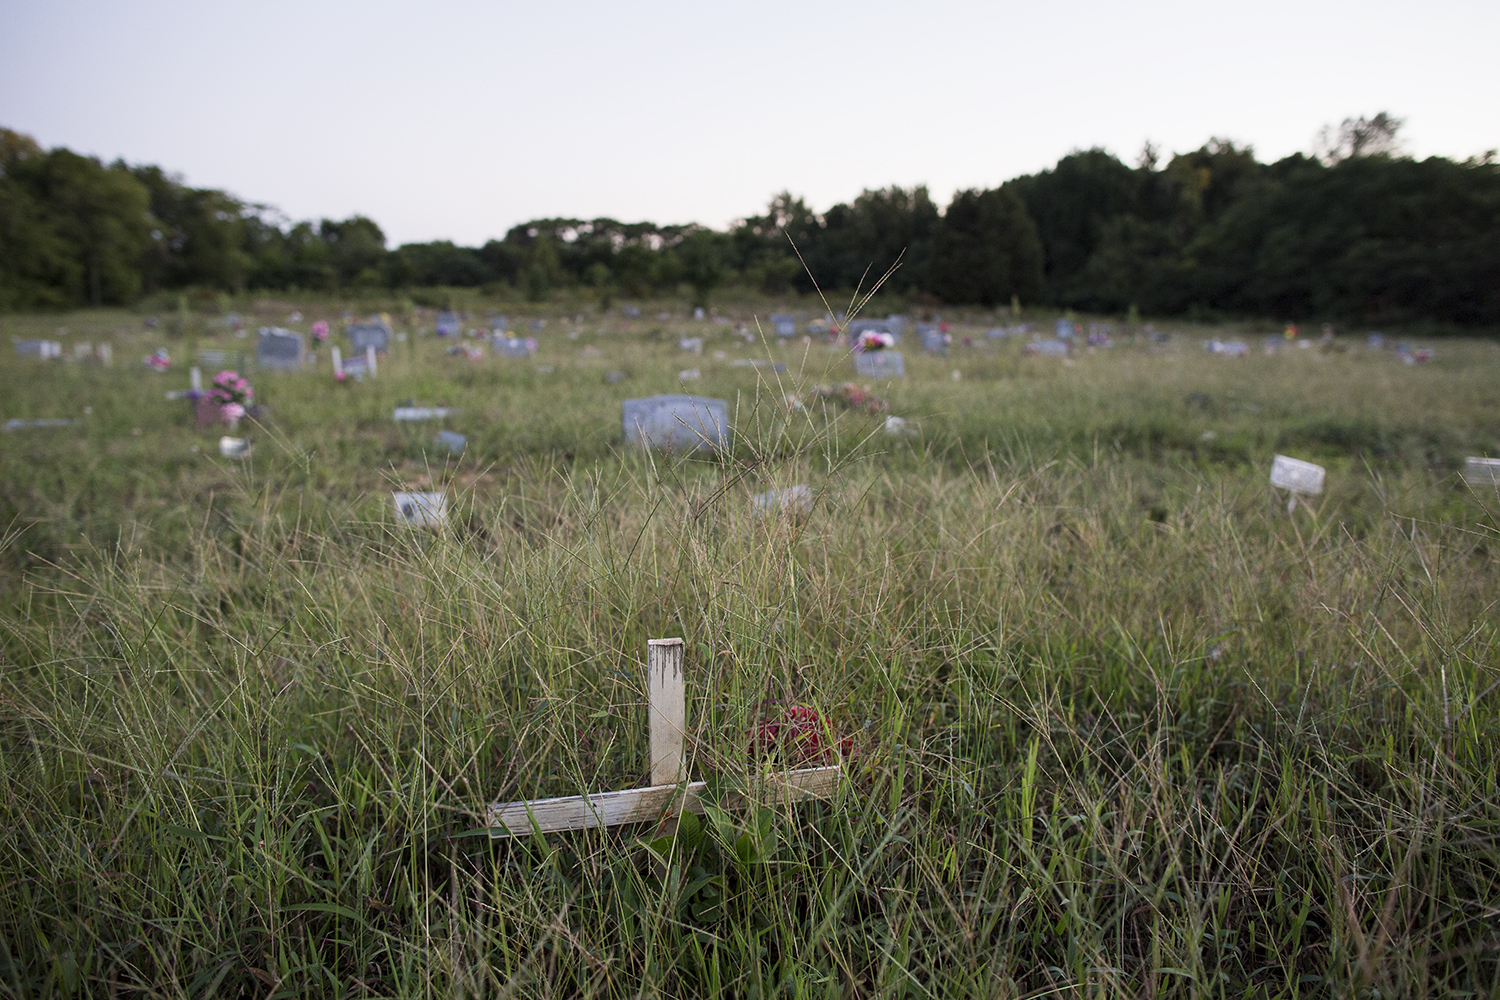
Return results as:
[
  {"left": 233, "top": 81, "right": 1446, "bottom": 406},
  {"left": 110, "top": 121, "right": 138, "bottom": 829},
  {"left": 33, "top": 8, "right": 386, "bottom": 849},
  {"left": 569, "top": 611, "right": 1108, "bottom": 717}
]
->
[
  {"left": 488, "top": 638, "right": 841, "bottom": 838},
  {"left": 436, "top": 430, "right": 467, "bottom": 453},
  {"left": 4, "top": 418, "right": 81, "bottom": 432},
  {"left": 730, "top": 359, "right": 787, "bottom": 372},
  {"left": 1464, "top": 458, "right": 1500, "bottom": 485},
  {"left": 1270, "top": 454, "right": 1326, "bottom": 511},
  {"left": 853, "top": 350, "right": 905, "bottom": 378},
  {"left": 394, "top": 406, "right": 458, "bottom": 421},
  {"left": 392, "top": 491, "right": 447, "bottom": 527},
  {"left": 348, "top": 322, "right": 391, "bottom": 354},
  {"left": 493, "top": 335, "right": 536, "bottom": 358},
  {"left": 1024, "top": 339, "right": 1070, "bottom": 357},
  {"left": 256, "top": 327, "right": 304, "bottom": 370},
  {"left": 622, "top": 395, "right": 729, "bottom": 453}
]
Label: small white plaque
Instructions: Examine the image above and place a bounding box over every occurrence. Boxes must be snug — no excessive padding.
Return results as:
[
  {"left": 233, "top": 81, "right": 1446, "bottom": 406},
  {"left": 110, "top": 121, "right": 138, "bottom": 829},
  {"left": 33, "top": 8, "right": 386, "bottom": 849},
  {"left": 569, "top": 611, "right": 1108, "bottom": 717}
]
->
[
  {"left": 1270, "top": 455, "right": 1325, "bottom": 495},
  {"left": 393, "top": 407, "right": 457, "bottom": 422},
  {"left": 219, "top": 436, "right": 251, "bottom": 459},
  {"left": 1464, "top": 457, "right": 1500, "bottom": 485},
  {"left": 393, "top": 491, "right": 447, "bottom": 526},
  {"left": 752, "top": 484, "right": 813, "bottom": 517}
]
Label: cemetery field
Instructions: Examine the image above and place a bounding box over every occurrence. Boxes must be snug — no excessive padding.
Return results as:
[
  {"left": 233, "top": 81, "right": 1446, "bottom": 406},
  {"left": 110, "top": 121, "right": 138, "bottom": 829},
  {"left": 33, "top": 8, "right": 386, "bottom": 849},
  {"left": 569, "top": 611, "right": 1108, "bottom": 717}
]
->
[{"left": 2, "top": 302, "right": 1499, "bottom": 998}]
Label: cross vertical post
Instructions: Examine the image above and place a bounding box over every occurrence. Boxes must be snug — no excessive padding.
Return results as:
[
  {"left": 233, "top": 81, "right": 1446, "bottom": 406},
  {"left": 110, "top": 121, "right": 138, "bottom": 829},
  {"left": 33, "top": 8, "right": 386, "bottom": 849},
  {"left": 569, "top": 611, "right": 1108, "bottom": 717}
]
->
[{"left": 647, "top": 638, "right": 686, "bottom": 786}]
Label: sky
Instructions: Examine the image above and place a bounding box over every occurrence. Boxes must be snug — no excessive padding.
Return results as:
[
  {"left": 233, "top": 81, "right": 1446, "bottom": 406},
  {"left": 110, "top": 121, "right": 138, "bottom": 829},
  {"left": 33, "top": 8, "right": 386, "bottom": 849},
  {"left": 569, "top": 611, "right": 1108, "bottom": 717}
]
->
[{"left": 3, "top": 0, "right": 1496, "bottom": 247}]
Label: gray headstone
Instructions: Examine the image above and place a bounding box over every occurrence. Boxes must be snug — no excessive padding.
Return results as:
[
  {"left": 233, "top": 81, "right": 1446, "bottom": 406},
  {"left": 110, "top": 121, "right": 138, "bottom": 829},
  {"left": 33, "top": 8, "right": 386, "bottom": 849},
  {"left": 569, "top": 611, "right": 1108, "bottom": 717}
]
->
[
  {"left": 489, "top": 315, "right": 509, "bottom": 332},
  {"left": 435, "top": 312, "right": 461, "bottom": 336},
  {"left": 918, "top": 324, "right": 948, "bottom": 355},
  {"left": 769, "top": 314, "right": 797, "bottom": 337},
  {"left": 255, "top": 327, "right": 304, "bottom": 370},
  {"left": 605, "top": 371, "right": 626, "bottom": 384},
  {"left": 436, "top": 430, "right": 467, "bottom": 454},
  {"left": 347, "top": 322, "right": 391, "bottom": 354},
  {"left": 853, "top": 351, "right": 905, "bottom": 378},
  {"left": 622, "top": 394, "right": 729, "bottom": 453},
  {"left": 1055, "top": 318, "right": 1075, "bottom": 339}
]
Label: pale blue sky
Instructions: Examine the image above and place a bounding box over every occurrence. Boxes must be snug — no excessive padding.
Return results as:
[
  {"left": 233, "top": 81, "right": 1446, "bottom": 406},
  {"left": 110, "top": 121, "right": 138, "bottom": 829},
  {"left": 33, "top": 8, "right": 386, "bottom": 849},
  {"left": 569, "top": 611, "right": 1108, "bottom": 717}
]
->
[{"left": 3, "top": 0, "right": 1495, "bottom": 246}]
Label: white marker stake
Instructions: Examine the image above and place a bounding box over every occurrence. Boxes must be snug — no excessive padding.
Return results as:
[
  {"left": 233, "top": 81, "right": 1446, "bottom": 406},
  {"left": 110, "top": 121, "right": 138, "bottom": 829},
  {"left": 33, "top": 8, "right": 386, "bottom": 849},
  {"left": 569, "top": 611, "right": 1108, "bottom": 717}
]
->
[
  {"left": 366, "top": 346, "right": 377, "bottom": 379},
  {"left": 331, "top": 346, "right": 342, "bottom": 372},
  {"left": 486, "top": 637, "right": 841, "bottom": 839},
  {"left": 648, "top": 638, "right": 686, "bottom": 786},
  {"left": 190, "top": 366, "right": 202, "bottom": 392}
]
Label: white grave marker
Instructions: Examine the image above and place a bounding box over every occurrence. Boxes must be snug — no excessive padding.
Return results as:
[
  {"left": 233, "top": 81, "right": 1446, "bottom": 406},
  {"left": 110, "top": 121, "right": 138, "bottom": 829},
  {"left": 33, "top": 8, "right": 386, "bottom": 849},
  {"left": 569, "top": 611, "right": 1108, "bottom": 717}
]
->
[
  {"left": 752, "top": 485, "right": 813, "bottom": 518},
  {"left": 392, "top": 491, "right": 447, "bottom": 527},
  {"left": 1463, "top": 457, "right": 1500, "bottom": 486},
  {"left": 487, "top": 638, "right": 841, "bottom": 838},
  {"left": 219, "top": 436, "right": 251, "bottom": 459},
  {"left": 1270, "top": 454, "right": 1325, "bottom": 511},
  {"left": 393, "top": 407, "right": 457, "bottom": 421}
]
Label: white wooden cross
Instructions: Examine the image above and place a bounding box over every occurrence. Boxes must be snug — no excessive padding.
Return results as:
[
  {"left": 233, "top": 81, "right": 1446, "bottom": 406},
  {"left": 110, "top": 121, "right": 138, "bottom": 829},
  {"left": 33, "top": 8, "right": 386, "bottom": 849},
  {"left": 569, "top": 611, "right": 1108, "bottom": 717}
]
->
[{"left": 487, "top": 638, "right": 842, "bottom": 838}]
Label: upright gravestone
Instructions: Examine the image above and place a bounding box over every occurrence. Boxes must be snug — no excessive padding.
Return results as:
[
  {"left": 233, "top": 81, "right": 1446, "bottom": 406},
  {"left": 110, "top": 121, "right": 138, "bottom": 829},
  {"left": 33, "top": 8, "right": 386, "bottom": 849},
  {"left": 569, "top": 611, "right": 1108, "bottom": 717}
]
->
[
  {"left": 853, "top": 351, "right": 905, "bottom": 378},
  {"left": 622, "top": 395, "right": 730, "bottom": 453},
  {"left": 392, "top": 492, "right": 447, "bottom": 527},
  {"left": 917, "top": 324, "right": 947, "bottom": 355},
  {"left": 255, "top": 327, "right": 304, "bottom": 370},
  {"left": 435, "top": 312, "right": 461, "bottom": 337},
  {"left": 769, "top": 314, "right": 797, "bottom": 337},
  {"left": 489, "top": 315, "right": 510, "bottom": 333},
  {"left": 14, "top": 340, "right": 62, "bottom": 359},
  {"left": 348, "top": 322, "right": 391, "bottom": 355},
  {"left": 1055, "top": 318, "right": 1075, "bottom": 340}
]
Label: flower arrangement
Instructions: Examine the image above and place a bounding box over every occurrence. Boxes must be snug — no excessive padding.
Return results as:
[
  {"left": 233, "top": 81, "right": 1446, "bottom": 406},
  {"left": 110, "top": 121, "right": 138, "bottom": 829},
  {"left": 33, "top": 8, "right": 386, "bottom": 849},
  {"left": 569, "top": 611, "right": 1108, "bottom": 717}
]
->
[
  {"left": 856, "top": 329, "right": 895, "bottom": 352},
  {"left": 311, "top": 320, "right": 329, "bottom": 342},
  {"left": 143, "top": 348, "right": 171, "bottom": 371},
  {"left": 809, "top": 382, "right": 888, "bottom": 415},
  {"left": 209, "top": 370, "right": 253, "bottom": 423},
  {"left": 748, "top": 704, "right": 853, "bottom": 766}
]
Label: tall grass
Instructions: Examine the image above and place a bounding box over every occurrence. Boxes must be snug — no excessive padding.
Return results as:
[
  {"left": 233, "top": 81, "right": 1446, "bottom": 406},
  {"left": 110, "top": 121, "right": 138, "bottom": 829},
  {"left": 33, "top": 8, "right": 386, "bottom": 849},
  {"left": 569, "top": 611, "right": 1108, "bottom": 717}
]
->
[{"left": 1, "top": 308, "right": 1498, "bottom": 996}]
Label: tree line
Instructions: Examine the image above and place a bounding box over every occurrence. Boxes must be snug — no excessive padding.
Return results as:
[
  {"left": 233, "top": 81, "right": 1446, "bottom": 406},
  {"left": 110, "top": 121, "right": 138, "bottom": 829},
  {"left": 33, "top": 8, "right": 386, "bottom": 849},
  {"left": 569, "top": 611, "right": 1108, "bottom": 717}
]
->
[{"left": 2, "top": 118, "right": 1497, "bottom": 325}]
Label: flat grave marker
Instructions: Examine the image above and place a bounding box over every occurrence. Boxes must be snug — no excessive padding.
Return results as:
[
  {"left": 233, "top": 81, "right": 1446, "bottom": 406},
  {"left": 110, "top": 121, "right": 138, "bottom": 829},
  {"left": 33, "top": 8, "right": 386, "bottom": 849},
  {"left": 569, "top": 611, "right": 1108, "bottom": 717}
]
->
[
  {"left": 3, "top": 418, "right": 81, "bottom": 432},
  {"left": 623, "top": 394, "right": 729, "bottom": 453},
  {"left": 436, "top": 430, "right": 467, "bottom": 454},
  {"left": 219, "top": 436, "right": 251, "bottom": 459},
  {"left": 392, "top": 491, "right": 447, "bottom": 527},
  {"left": 493, "top": 336, "right": 536, "bottom": 358},
  {"left": 393, "top": 406, "right": 457, "bottom": 421},
  {"left": 14, "top": 340, "right": 62, "bottom": 359},
  {"left": 487, "top": 638, "right": 841, "bottom": 838}
]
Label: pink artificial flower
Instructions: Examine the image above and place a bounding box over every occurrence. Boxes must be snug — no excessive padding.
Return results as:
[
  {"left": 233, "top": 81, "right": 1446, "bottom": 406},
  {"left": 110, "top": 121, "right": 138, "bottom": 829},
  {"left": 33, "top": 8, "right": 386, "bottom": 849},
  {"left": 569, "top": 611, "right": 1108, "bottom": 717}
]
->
[
  {"left": 335, "top": 370, "right": 347, "bottom": 382},
  {"left": 311, "top": 321, "right": 329, "bottom": 341},
  {"left": 221, "top": 402, "right": 246, "bottom": 421}
]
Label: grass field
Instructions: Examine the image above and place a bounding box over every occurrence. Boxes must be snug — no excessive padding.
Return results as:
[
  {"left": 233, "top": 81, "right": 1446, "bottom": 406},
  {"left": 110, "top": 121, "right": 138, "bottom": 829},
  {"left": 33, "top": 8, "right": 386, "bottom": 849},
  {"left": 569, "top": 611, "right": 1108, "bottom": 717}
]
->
[{"left": 2, "top": 298, "right": 1498, "bottom": 998}]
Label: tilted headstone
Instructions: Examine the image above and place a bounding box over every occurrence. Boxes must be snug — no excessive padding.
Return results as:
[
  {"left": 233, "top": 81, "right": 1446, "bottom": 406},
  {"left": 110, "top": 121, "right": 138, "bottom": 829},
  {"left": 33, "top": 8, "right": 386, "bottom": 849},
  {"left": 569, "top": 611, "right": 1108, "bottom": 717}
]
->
[
  {"left": 1270, "top": 455, "right": 1325, "bottom": 495},
  {"left": 853, "top": 351, "right": 905, "bottom": 378},
  {"left": 256, "top": 327, "right": 304, "bottom": 370},
  {"left": 769, "top": 314, "right": 797, "bottom": 337},
  {"left": 622, "top": 394, "right": 729, "bottom": 453},
  {"left": 347, "top": 322, "right": 391, "bottom": 354},
  {"left": 435, "top": 311, "right": 461, "bottom": 336},
  {"left": 1463, "top": 458, "right": 1500, "bottom": 485},
  {"left": 392, "top": 491, "right": 447, "bottom": 527}
]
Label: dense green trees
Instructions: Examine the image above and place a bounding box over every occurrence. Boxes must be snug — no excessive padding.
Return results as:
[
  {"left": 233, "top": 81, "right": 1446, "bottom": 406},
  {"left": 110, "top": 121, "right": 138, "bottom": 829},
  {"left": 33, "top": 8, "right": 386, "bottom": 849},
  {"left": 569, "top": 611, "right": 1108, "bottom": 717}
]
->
[{"left": 2, "top": 122, "right": 1497, "bottom": 325}]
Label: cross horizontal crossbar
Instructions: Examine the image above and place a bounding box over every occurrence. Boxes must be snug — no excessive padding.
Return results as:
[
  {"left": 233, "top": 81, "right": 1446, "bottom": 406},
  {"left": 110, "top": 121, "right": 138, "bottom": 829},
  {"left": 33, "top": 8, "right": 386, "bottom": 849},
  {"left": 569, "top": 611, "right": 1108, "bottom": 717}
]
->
[{"left": 487, "top": 764, "right": 840, "bottom": 838}]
